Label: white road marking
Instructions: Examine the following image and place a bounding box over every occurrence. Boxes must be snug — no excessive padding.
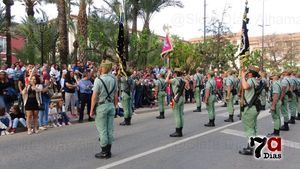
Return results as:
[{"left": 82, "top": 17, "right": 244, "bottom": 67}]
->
[
  {"left": 96, "top": 110, "right": 270, "bottom": 169},
  {"left": 221, "top": 129, "right": 300, "bottom": 149}
]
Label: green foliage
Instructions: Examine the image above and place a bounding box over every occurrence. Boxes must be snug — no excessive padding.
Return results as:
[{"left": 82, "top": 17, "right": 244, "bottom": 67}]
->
[{"left": 14, "top": 17, "right": 59, "bottom": 64}]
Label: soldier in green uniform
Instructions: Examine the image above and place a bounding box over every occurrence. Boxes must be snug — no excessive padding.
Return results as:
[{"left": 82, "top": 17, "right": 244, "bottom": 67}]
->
[
  {"left": 233, "top": 70, "right": 240, "bottom": 105},
  {"left": 224, "top": 70, "right": 235, "bottom": 122},
  {"left": 294, "top": 72, "right": 300, "bottom": 120},
  {"left": 279, "top": 70, "right": 291, "bottom": 131},
  {"left": 193, "top": 67, "right": 204, "bottom": 112},
  {"left": 119, "top": 72, "right": 134, "bottom": 126},
  {"left": 258, "top": 71, "right": 268, "bottom": 110},
  {"left": 204, "top": 70, "right": 216, "bottom": 127},
  {"left": 267, "top": 72, "right": 282, "bottom": 136},
  {"left": 221, "top": 71, "right": 228, "bottom": 107},
  {"left": 288, "top": 70, "right": 297, "bottom": 124},
  {"left": 165, "top": 68, "right": 185, "bottom": 137},
  {"left": 90, "top": 60, "right": 118, "bottom": 159},
  {"left": 155, "top": 72, "right": 166, "bottom": 119},
  {"left": 239, "top": 66, "right": 260, "bottom": 156}
]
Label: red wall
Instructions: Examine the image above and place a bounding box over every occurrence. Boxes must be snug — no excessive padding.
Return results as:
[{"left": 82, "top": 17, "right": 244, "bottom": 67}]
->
[{"left": 0, "top": 35, "right": 25, "bottom": 64}]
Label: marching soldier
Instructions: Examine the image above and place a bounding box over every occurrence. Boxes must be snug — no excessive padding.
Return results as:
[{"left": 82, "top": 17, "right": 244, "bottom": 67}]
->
[
  {"left": 258, "top": 71, "right": 268, "bottom": 110},
  {"left": 294, "top": 72, "right": 300, "bottom": 120},
  {"left": 221, "top": 71, "right": 228, "bottom": 107},
  {"left": 224, "top": 70, "right": 235, "bottom": 122},
  {"left": 119, "top": 71, "right": 134, "bottom": 126},
  {"left": 155, "top": 72, "right": 167, "bottom": 119},
  {"left": 233, "top": 70, "right": 240, "bottom": 105},
  {"left": 193, "top": 67, "right": 204, "bottom": 112},
  {"left": 90, "top": 60, "right": 118, "bottom": 159},
  {"left": 239, "top": 66, "right": 260, "bottom": 156},
  {"left": 165, "top": 68, "right": 185, "bottom": 137},
  {"left": 280, "top": 70, "right": 291, "bottom": 131},
  {"left": 204, "top": 70, "right": 217, "bottom": 127},
  {"left": 267, "top": 72, "right": 282, "bottom": 136},
  {"left": 288, "top": 70, "right": 297, "bottom": 124}
]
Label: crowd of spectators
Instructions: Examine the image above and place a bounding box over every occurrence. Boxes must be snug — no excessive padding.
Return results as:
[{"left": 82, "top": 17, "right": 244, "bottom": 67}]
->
[{"left": 0, "top": 61, "right": 229, "bottom": 136}]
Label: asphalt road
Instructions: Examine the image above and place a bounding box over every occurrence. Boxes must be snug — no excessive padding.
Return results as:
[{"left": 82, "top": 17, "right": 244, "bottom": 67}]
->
[{"left": 1, "top": 103, "right": 300, "bottom": 169}]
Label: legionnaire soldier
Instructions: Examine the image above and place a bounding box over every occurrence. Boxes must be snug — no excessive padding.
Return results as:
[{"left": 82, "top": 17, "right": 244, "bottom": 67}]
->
[
  {"left": 293, "top": 71, "right": 300, "bottom": 120},
  {"left": 204, "top": 70, "right": 217, "bottom": 127},
  {"left": 224, "top": 70, "right": 236, "bottom": 122},
  {"left": 119, "top": 71, "right": 134, "bottom": 126},
  {"left": 267, "top": 72, "right": 282, "bottom": 137},
  {"left": 279, "top": 70, "right": 291, "bottom": 131},
  {"left": 221, "top": 71, "right": 228, "bottom": 107},
  {"left": 239, "top": 66, "right": 260, "bottom": 156},
  {"left": 258, "top": 71, "right": 268, "bottom": 110},
  {"left": 165, "top": 68, "right": 185, "bottom": 137},
  {"left": 90, "top": 60, "right": 118, "bottom": 159},
  {"left": 155, "top": 72, "right": 167, "bottom": 119},
  {"left": 233, "top": 70, "right": 240, "bottom": 105},
  {"left": 193, "top": 67, "right": 204, "bottom": 112},
  {"left": 287, "top": 70, "right": 297, "bottom": 124}
]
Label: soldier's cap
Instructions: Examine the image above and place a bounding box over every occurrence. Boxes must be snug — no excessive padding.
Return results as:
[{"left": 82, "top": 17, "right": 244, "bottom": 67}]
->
[
  {"left": 0, "top": 70, "right": 6, "bottom": 74},
  {"left": 100, "top": 60, "right": 113, "bottom": 69},
  {"left": 174, "top": 68, "right": 182, "bottom": 73},
  {"left": 282, "top": 69, "right": 291, "bottom": 75},
  {"left": 269, "top": 72, "right": 281, "bottom": 78},
  {"left": 206, "top": 70, "right": 214, "bottom": 76},
  {"left": 228, "top": 69, "right": 236, "bottom": 75},
  {"left": 247, "top": 66, "right": 260, "bottom": 77},
  {"left": 196, "top": 67, "right": 203, "bottom": 72}
]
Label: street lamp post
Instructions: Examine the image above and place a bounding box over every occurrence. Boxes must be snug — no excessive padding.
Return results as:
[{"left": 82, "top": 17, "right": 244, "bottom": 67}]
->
[
  {"left": 204, "top": 0, "right": 206, "bottom": 43},
  {"left": 38, "top": 20, "right": 46, "bottom": 66},
  {"left": 258, "top": 0, "right": 270, "bottom": 71}
]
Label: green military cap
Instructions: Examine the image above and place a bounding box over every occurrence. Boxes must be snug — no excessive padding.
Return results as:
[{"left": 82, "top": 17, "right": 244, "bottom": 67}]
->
[
  {"left": 100, "top": 60, "right": 113, "bottom": 69},
  {"left": 270, "top": 71, "right": 281, "bottom": 78},
  {"left": 207, "top": 70, "right": 214, "bottom": 76},
  {"left": 282, "top": 69, "right": 290, "bottom": 75},
  {"left": 228, "top": 69, "right": 235, "bottom": 75},
  {"left": 174, "top": 67, "right": 182, "bottom": 73}
]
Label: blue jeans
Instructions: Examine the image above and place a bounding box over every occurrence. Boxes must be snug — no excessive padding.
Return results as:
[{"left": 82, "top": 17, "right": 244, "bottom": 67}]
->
[
  {"left": 12, "top": 118, "right": 26, "bottom": 128},
  {"left": 39, "top": 97, "right": 50, "bottom": 126},
  {"left": 0, "top": 118, "right": 10, "bottom": 132}
]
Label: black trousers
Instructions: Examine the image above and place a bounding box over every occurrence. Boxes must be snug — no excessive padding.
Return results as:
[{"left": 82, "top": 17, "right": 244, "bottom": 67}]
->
[{"left": 79, "top": 93, "right": 92, "bottom": 120}]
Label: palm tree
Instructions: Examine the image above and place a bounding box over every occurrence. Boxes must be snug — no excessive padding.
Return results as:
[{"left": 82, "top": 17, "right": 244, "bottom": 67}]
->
[
  {"left": 44, "top": 0, "right": 69, "bottom": 64},
  {"left": 17, "top": 0, "right": 40, "bottom": 17},
  {"left": 130, "top": 0, "right": 139, "bottom": 35},
  {"left": 3, "top": 0, "right": 14, "bottom": 66},
  {"left": 77, "top": 0, "right": 88, "bottom": 63},
  {"left": 139, "top": 0, "right": 183, "bottom": 32}
]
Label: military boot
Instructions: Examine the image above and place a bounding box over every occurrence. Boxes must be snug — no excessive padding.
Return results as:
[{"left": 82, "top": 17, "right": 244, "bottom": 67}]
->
[
  {"left": 95, "top": 145, "right": 111, "bottom": 159},
  {"left": 107, "top": 144, "right": 112, "bottom": 157},
  {"left": 288, "top": 116, "right": 296, "bottom": 124},
  {"left": 169, "top": 128, "right": 183, "bottom": 137},
  {"left": 296, "top": 113, "right": 300, "bottom": 120},
  {"left": 156, "top": 112, "right": 165, "bottom": 119},
  {"left": 193, "top": 107, "right": 201, "bottom": 112},
  {"left": 120, "top": 117, "right": 131, "bottom": 126},
  {"left": 267, "top": 129, "right": 280, "bottom": 137},
  {"left": 239, "top": 144, "right": 254, "bottom": 155},
  {"left": 221, "top": 103, "right": 227, "bottom": 107},
  {"left": 204, "top": 119, "right": 215, "bottom": 127},
  {"left": 224, "top": 115, "right": 234, "bottom": 122},
  {"left": 280, "top": 122, "right": 289, "bottom": 131}
]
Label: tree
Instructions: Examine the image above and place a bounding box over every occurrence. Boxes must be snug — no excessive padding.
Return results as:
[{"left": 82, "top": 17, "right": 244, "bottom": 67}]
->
[
  {"left": 77, "top": 0, "right": 88, "bottom": 63},
  {"left": 139, "top": 0, "right": 183, "bottom": 32},
  {"left": 57, "top": 0, "right": 69, "bottom": 64},
  {"left": 3, "top": 0, "right": 14, "bottom": 66},
  {"left": 14, "top": 17, "right": 59, "bottom": 64},
  {"left": 17, "top": 0, "right": 40, "bottom": 17}
]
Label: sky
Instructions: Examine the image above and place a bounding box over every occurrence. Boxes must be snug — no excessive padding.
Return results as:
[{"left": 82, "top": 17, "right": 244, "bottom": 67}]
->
[{"left": 7, "top": 0, "right": 300, "bottom": 40}]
